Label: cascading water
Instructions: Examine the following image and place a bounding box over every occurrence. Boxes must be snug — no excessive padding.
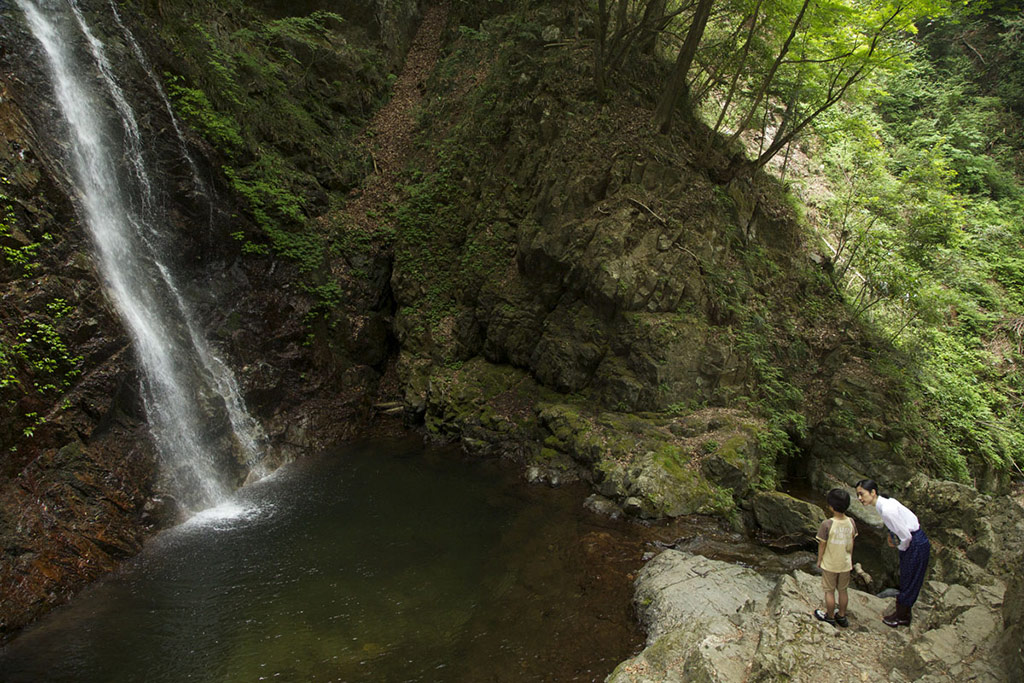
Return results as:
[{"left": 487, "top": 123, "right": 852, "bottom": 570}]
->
[
  {"left": 105, "top": 0, "right": 211, "bottom": 205},
  {"left": 15, "top": 0, "right": 267, "bottom": 511}
]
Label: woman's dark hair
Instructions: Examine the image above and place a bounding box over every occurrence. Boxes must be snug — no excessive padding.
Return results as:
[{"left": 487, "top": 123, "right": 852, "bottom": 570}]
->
[
  {"left": 827, "top": 488, "right": 851, "bottom": 512},
  {"left": 855, "top": 478, "right": 878, "bottom": 493}
]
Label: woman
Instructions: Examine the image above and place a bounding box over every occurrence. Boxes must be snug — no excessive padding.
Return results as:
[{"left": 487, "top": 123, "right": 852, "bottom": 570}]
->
[{"left": 855, "top": 479, "right": 930, "bottom": 627}]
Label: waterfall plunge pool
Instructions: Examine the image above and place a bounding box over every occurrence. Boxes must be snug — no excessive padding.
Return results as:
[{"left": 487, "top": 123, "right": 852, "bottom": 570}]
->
[{"left": 0, "top": 438, "right": 646, "bottom": 682}]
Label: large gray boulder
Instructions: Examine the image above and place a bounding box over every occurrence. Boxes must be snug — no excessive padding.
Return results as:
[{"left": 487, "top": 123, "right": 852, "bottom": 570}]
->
[
  {"left": 608, "top": 550, "right": 1010, "bottom": 683},
  {"left": 901, "top": 474, "right": 1024, "bottom": 583},
  {"left": 751, "top": 490, "right": 824, "bottom": 546}
]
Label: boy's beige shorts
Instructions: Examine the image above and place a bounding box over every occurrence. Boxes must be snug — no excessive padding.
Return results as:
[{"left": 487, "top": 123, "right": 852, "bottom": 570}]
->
[{"left": 821, "top": 569, "right": 851, "bottom": 591}]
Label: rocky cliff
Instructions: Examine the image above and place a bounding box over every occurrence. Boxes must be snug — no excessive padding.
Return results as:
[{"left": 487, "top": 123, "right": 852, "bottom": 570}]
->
[{"left": 381, "top": 6, "right": 1019, "bottom": 520}]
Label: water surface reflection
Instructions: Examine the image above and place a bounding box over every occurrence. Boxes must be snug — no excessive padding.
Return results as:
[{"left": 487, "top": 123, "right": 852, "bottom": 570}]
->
[{"left": 1, "top": 438, "right": 646, "bottom": 682}]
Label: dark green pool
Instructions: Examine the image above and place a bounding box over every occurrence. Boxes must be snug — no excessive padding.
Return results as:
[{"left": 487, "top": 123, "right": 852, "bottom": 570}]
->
[{"left": 0, "top": 438, "right": 644, "bottom": 682}]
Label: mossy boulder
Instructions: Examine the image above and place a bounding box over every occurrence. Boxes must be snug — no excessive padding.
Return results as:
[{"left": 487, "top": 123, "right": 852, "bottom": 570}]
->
[
  {"left": 536, "top": 404, "right": 742, "bottom": 519},
  {"left": 700, "top": 433, "right": 761, "bottom": 498},
  {"left": 750, "top": 491, "right": 824, "bottom": 545},
  {"left": 632, "top": 448, "right": 735, "bottom": 518},
  {"left": 423, "top": 357, "right": 543, "bottom": 453}
]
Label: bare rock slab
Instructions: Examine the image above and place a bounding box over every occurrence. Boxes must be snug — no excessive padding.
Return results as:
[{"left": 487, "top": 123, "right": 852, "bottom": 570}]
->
[{"left": 608, "top": 550, "right": 1010, "bottom": 683}]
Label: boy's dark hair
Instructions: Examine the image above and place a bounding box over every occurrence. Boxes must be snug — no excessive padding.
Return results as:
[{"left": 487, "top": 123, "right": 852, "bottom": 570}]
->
[
  {"left": 827, "top": 488, "right": 851, "bottom": 512},
  {"left": 855, "top": 478, "right": 878, "bottom": 494}
]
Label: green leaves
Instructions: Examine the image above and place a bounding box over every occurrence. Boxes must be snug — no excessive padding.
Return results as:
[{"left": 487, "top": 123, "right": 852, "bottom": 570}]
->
[
  {"left": 1, "top": 179, "right": 81, "bottom": 409},
  {"left": 165, "top": 74, "right": 244, "bottom": 154},
  {"left": 809, "top": 2, "right": 1024, "bottom": 477},
  {"left": 695, "top": 0, "right": 950, "bottom": 172},
  {"left": 0, "top": 188, "right": 39, "bottom": 279}
]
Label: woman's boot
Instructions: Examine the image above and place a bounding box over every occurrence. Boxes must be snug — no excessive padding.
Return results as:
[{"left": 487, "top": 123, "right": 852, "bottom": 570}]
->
[{"left": 883, "top": 603, "right": 911, "bottom": 627}]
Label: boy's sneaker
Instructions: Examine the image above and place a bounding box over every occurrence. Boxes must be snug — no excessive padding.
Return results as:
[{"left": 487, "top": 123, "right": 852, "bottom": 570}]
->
[
  {"left": 813, "top": 609, "right": 836, "bottom": 625},
  {"left": 834, "top": 613, "right": 849, "bottom": 627}
]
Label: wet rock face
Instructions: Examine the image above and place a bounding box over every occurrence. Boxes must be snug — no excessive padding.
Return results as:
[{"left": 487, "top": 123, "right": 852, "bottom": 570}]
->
[
  {"left": 0, "top": 22, "right": 160, "bottom": 638},
  {"left": 0, "top": 427, "right": 157, "bottom": 639}
]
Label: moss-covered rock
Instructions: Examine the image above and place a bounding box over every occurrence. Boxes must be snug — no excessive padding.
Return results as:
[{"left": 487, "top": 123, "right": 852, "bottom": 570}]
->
[
  {"left": 750, "top": 491, "right": 824, "bottom": 545},
  {"left": 700, "top": 433, "right": 762, "bottom": 498},
  {"left": 423, "top": 357, "right": 543, "bottom": 452},
  {"left": 535, "top": 404, "right": 756, "bottom": 519}
]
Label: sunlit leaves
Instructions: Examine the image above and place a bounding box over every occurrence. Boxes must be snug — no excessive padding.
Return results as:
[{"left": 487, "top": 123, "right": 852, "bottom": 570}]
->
[{"left": 693, "top": 0, "right": 951, "bottom": 171}]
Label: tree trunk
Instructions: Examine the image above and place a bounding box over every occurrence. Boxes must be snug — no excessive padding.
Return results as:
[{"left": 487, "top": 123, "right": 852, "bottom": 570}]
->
[
  {"left": 710, "top": 1, "right": 763, "bottom": 143},
  {"left": 653, "top": 0, "right": 715, "bottom": 134},
  {"left": 725, "top": 0, "right": 811, "bottom": 149},
  {"left": 638, "top": 0, "right": 668, "bottom": 55}
]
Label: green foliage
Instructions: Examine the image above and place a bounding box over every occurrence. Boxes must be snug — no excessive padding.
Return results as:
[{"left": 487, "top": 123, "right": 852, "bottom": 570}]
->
[
  {"left": 732, "top": 322, "right": 805, "bottom": 488},
  {"left": 191, "top": 23, "right": 245, "bottom": 108},
  {"left": 153, "top": 1, "right": 386, "bottom": 309},
  {"left": 222, "top": 162, "right": 322, "bottom": 270},
  {"left": 755, "top": 423, "right": 793, "bottom": 489},
  {"left": 895, "top": 144, "right": 965, "bottom": 263},
  {"left": 909, "top": 329, "right": 1019, "bottom": 477},
  {"left": 10, "top": 319, "right": 83, "bottom": 392},
  {"left": 0, "top": 180, "right": 82, "bottom": 413},
  {"left": 807, "top": 3, "right": 1024, "bottom": 477},
  {"left": 686, "top": 0, "right": 951, "bottom": 169},
  {"left": 140, "top": 0, "right": 1022, "bottom": 485},
  {"left": 165, "top": 75, "right": 244, "bottom": 153},
  {"left": 879, "top": 48, "right": 1020, "bottom": 200},
  {"left": 0, "top": 186, "right": 39, "bottom": 278},
  {"left": 0, "top": 340, "right": 17, "bottom": 391}
]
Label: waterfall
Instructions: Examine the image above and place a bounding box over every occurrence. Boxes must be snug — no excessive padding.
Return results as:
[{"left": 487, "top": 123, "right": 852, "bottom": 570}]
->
[
  {"left": 16, "top": 0, "right": 267, "bottom": 511},
  {"left": 105, "top": 0, "right": 211, "bottom": 206}
]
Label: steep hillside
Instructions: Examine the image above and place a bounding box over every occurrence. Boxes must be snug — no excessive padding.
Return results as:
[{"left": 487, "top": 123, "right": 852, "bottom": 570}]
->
[{"left": 376, "top": 6, "right": 994, "bottom": 512}]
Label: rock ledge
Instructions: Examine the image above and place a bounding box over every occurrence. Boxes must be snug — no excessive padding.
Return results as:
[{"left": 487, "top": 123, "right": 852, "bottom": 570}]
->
[{"left": 608, "top": 550, "right": 1010, "bottom": 683}]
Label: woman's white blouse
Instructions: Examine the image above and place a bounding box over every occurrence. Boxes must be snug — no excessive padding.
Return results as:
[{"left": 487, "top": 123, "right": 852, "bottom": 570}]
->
[{"left": 875, "top": 496, "right": 920, "bottom": 551}]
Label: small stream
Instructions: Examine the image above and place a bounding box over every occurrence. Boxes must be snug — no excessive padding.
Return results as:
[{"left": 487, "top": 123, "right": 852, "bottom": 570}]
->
[{"left": 0, "top": 438, "right": 647, "bottom": 682}]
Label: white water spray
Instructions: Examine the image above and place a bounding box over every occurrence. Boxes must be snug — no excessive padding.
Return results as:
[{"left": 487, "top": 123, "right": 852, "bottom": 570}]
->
[{"left": 16, "top": 0, "right": 267, "bottom": 511}]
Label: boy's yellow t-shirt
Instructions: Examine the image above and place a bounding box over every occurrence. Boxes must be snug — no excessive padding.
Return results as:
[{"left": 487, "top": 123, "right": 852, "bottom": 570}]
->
[{"left": 816, "top": 516, "right": 858, "bottom": 573}]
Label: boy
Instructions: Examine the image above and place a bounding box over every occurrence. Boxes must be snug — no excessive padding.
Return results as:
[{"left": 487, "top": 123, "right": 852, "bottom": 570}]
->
[{"left": 813, "top": 488, "right": 858, "bottom": 627}]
